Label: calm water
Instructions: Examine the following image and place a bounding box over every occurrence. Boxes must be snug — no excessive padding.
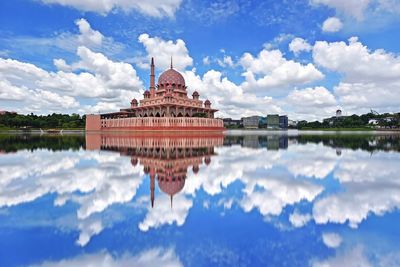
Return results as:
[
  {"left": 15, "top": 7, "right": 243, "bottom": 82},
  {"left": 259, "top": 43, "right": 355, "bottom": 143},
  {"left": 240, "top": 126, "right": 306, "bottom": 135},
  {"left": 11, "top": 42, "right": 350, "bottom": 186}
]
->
[{"left": 0, "top": 132, "right": 400, "bottom": 267}]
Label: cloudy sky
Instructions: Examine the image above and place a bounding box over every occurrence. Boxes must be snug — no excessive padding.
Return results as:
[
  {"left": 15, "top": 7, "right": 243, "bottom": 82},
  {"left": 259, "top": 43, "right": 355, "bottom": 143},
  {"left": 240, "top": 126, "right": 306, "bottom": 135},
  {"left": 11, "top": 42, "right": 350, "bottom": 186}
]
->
[{"left": 0, "top": 0, "right": 400, "bottom": 120}]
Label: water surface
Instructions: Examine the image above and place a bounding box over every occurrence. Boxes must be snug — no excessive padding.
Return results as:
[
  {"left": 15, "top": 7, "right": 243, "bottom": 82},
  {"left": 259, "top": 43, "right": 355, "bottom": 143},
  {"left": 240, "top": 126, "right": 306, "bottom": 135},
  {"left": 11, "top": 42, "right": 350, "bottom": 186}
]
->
[{"left": 0, "top": 132, "right": 400, "bottom": 267}]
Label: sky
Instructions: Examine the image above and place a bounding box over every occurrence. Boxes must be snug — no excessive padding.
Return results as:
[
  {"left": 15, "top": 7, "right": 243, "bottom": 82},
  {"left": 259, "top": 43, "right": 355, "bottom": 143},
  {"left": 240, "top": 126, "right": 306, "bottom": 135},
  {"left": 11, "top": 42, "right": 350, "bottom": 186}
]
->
[{"left": 0, "top": 0, "right": 400, "bottom": 120}]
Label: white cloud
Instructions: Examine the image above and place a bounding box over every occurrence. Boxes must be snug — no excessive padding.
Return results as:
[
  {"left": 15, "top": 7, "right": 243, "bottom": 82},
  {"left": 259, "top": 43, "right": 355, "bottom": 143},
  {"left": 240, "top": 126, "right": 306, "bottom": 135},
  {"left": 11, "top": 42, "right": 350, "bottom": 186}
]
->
[
  {"left": 322, "top": 232, "right": 343, "bottom": 248},
  {"left": 137, "top": 33, "right": 193, "bottom": 71},
  {"left": 313, "top": 149, "right": 400, "bottom": 228},
  {"left": 202, "top": 56, "right": 210, "bottom": 65},
  {"left": 0, "top": 150, "right": 144, "bottom": 246},
  {"left": 0, "top": 47, "right": 143, "bottom": 114},
  {"left": 313, "top": 37, "right": 400, "bottom": 113},
  {"left": 312, "top": 246, "right": 373, "bottom": 267},
  {"left": 240, "top": 49, "right": 324, "bottom": 95},
  {"left": 289, "top": 210, "right": 312, "bottom": 227},
  {"left": 217, "top": 55, "right": 234, "bottom": 67},
  {"left": 138, "top": 193, "right": 193, "bottom": 232},
  {"left": 183, "top": 69, "right": 282, "bottom": 118},
  {"left": 30, "top": 248, "right": 183, "bottom": 267},
  {"left": 285, "top": 87, "right": 338, "bottom": 121},
  {"left": 311, "top": 0, "right": 400, "bottom": 21},
  {"left": 40, "top": 0, "right": 183, "bottom": 17},
  {"left": 322, "top": 17, "right": 343, "bottom": 32},
  {"left": 289, "top": 38, "right": 312, "bottom": 55},
  {"left": 75, "top": 18, "right": 104, "bottom": 46},
  {"left": 310, "top": 0, "right": 371, "bottom": 20}
]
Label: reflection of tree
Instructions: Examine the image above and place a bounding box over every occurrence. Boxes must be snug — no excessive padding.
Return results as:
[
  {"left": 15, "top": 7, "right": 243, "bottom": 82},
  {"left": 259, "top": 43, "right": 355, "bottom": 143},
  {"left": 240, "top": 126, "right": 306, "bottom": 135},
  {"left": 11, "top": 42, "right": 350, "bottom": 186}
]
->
[
  {"left": 293, "top": 134, "right": 400, "bottom": 152},
  {"left": 0, "top": 134, "right": 85, "bottom": 153}
]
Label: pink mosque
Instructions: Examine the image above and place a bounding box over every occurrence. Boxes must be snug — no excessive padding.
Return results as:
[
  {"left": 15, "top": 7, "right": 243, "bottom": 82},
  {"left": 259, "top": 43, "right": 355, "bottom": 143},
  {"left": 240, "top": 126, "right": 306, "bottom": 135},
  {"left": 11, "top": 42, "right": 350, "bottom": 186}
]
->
[{"left": 86, "top": 58, "right": 224, "bottom": 131}]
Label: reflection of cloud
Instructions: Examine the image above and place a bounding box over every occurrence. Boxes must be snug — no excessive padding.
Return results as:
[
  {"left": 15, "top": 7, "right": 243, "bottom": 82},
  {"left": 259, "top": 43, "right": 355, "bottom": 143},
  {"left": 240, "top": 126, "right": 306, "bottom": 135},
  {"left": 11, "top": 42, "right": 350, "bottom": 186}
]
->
[
  {"left": 30, "top": 248, "right": 183, "bottom": 267},
  {"left": 0, "top": 150, "right": 144, "bottom": 246},
  {"left": 284, "top": 143, "right": 338, "bottom": 179},
  {"left": 289, "top": 210, "right": 312, "bottom": 228},
  {"left": 240, "top": 174, "right": 323, "bottom": 217},
  {"left": 312, "top": 246, "right": 372, "bottom": 267},
  {"left": 322, "top": 232, "right": 342, "bottom": 248},
  {"left": 139, "top": 194, "right": 192, "bottom": 232},
  {"left": 313, "top": 150, "right": 400, "bottom": 228}
]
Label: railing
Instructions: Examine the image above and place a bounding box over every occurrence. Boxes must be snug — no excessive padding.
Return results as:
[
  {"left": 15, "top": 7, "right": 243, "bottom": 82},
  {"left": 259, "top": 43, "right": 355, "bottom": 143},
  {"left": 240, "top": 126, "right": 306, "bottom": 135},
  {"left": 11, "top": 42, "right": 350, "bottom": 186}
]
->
[{"left": 101, "top": 117, "right": 224, "bottom": 128}]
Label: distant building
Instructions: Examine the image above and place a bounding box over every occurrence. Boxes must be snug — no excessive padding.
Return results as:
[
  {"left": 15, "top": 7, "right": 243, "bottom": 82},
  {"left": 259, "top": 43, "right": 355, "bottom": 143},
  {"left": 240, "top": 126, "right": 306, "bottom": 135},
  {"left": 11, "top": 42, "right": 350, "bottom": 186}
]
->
[
  {"left": 288, "top": 119, "right": 297, "bottom": 127},
  {"left": 267, "top": 114, "right": 279, "bottom": 129},
  {"left": 223, "top": 118, "right": 242, "bottom": 128},
  {"left": 336, "top": 109, "right": 342, "bottom": 118},
  {"left": 243, "top": 116, "right": 261, "bottom": 129},
  {"left": 279, "top": 115, "right": 288, "bottom": 129},
  {"left": 0, "top": 111, "right": 17, "bottom": 115},
  {"left": 369, "top": 119, "right": 379, "bottom": 125}
]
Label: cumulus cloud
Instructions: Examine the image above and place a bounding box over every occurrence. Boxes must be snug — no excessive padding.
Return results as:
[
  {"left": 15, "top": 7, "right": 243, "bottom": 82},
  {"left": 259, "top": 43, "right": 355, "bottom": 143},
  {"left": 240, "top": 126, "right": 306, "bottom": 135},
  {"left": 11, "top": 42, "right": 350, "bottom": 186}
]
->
[
  {"left": 322, "top": 17, "right": 343, "bottom": 32},
  {"left": 217, "top": 55, "right": 235, "bottom": 67},
  {"left": 289, "top": 38, "right": 312, "bottom": 55},
  {"left": 322, "top": 232, "right": 343, "bottom": 248},
  {"left": 285, "top": 86, "right": 338, "bottom": 121},
  {"left": 75, "top": 18, "right": 104, "bottom": 46},
  {"left": 40, "top": 0, "right": 183, "bottom": 17},
  {"left": 313, "top": 37, "right": 400, "bottom": 113},
  {"left": 240, "top": 49, "right": 324, "bottom": 95},
  {"left": 0, "top": 47, "right": 143, "bottom": 114},
  {"left": 137, "top": 33, "right": 193, "bottom": 71},
  {"left": 30, "top": 248, "right": 183, "bottom": 267},
  {"left": 183, "top": 69, "right": 282, "bottom": 118},
  {"left": 289, "top": 210, "right": 312, "bottom": 228}
]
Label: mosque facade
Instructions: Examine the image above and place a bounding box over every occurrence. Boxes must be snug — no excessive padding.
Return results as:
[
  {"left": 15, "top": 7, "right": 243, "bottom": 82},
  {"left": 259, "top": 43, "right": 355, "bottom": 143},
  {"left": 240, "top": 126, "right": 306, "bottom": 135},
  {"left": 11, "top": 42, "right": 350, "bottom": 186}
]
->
[{"left": 86, "top": 58, "right": 224, "bottom": 131}]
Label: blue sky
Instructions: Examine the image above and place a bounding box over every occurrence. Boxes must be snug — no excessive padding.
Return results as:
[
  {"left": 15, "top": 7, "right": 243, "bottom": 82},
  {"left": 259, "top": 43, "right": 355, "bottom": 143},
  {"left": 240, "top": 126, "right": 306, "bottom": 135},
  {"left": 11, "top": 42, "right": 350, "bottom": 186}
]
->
[{"left": 0, "top": 0, "right": 400, "bottom": 120}]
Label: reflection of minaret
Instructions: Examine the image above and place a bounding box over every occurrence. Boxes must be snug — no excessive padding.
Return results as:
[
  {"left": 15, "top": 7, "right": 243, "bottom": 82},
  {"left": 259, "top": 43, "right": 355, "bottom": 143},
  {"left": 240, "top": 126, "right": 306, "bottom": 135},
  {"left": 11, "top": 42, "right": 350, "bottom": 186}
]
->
[
  {"left": 150, "top": 173, "right": 155, "bottom": 208},
  {"left": 150, "top": 57, "right": 155, "bottom": 97}
]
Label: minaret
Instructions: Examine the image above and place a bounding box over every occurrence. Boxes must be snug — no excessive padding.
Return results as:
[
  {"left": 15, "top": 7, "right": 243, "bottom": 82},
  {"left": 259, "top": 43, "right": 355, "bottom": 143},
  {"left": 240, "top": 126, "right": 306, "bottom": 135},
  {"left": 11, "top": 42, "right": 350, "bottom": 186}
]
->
[{"left": 150, "top": 57, "right": 155, "bottom": 97}]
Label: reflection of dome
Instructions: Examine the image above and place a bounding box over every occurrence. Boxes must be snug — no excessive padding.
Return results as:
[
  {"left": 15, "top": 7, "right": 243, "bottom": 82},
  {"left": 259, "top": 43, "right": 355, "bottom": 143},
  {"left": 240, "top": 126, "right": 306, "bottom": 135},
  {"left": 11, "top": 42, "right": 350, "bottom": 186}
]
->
[
  {"left": 131, "top": 157, "right": 138, "bottom": 166},
  {"left": 158, "top": 69, "right": 185, "bottom": 87},
  {"left": 204, "top": 156, "right": 211, "bottom": 165},
  {"left": 192, "top": 165, "right": 199, "bottom": 174},
  {"left": 158, "top": 177, "right": 185, "bottom": 196}
]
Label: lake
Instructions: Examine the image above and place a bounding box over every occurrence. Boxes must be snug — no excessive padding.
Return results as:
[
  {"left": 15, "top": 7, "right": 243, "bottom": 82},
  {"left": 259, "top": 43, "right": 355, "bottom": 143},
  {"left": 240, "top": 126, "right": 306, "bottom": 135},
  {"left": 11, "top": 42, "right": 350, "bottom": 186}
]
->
[{"left": 0, "top": 131, "right": 399, "bottom": 267}]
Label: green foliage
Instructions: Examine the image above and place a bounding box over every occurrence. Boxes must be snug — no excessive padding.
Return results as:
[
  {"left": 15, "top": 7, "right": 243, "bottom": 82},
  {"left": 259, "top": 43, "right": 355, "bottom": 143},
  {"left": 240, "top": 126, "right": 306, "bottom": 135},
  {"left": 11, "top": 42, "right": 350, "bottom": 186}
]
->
[
  {"left": 298, "top": 112, "right": 400, "bottom": 129},
  {"left": 0, "top": 113, "right": 85, "bottom": 129}
]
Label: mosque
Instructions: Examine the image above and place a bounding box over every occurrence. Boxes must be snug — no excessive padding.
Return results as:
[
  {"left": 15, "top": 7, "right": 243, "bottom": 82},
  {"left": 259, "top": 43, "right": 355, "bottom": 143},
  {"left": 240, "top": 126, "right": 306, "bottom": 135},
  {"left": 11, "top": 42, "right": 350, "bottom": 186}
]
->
[{"left": 86, "top": 58, "right": 224, "bottom": 131}]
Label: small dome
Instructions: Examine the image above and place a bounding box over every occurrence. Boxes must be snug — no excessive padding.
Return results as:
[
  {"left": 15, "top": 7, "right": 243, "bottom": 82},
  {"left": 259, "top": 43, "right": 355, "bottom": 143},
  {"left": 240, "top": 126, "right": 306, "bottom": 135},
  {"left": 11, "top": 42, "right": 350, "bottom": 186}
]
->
[
  {"left": 192, "top": 91, "right": 199, "bottom": 96},
  {"left": 158, "top": 68, "right": 185, "bottom": 87},
  {"left": 144, "top": 90, "right": 150, "bottom": 95},
  {"left": 204, "top": 99, "right": 211, "bottom": 106},
  {"left": 131, "top": 98, "right": 138, "bottom": 103},
  {"left": 204, "top": 157, "right": 211, "bottom": 165},
  {"left": 158, "top": 176, "right": 185, "bottom": 196}
]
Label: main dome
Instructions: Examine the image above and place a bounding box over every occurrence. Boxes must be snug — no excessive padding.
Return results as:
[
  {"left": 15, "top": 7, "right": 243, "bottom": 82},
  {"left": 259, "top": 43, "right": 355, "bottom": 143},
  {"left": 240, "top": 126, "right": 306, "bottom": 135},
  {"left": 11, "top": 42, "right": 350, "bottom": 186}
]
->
[{"left": 158, "top": 68, "right": 185, "bottom": 87}]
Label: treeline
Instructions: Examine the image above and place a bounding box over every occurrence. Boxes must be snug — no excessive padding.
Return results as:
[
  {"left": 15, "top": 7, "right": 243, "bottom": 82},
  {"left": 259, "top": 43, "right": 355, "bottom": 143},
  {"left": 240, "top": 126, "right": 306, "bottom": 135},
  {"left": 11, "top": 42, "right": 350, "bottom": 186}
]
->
[
  {"left": 298, "top": 112, "right": 400, "bottom": 129},
  {"left": 0, "top": 113, "right": 86, "bottom": 129},
  {"left": 0, "top": 134, "right": 85, "bottom": 152}
]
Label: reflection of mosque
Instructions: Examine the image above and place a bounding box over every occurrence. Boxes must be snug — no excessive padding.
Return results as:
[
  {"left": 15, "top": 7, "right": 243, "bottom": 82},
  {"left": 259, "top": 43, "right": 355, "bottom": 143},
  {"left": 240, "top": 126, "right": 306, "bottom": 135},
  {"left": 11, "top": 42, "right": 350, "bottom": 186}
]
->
[{"left": 86, "top": 134, "right": 224, "bottom": 207}]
